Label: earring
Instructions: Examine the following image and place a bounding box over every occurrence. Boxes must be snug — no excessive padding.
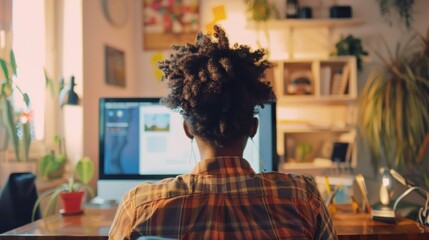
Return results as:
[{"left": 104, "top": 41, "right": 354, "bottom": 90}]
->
[{"left": 189, "top": 138, "right": 197, "bottom": 164}]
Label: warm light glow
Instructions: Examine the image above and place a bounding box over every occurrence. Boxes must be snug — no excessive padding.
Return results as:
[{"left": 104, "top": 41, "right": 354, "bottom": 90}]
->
[
  {"left": 12, "top": 0, "right": 46, "bottom": 140},
  {"left": 382, "top": 175, "right": 390, "bottom": 187},
  {"left": 380, "top": 170, "right": 391, "bottom": 206},
  {"left": 380, "top": 184, "right": 390, "bottom": 206}
]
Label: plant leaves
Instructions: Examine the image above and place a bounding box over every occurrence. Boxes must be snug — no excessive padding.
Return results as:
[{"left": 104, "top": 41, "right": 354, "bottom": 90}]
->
[
  {"left": 9, "top": 50, "right": 17, "bottom": 76},
  {"left": 4, "top": 100, "right": 20, "bottom": 161},
  {"left": 23, "top": 93, "right": 30, "bottom": 107},
  {"left": 44, "top": 69, "right": 55, "bottom": 96},
  {"left": 32, "top": 188, "right": 56, "bottom": 221},
  {"left": 0, "top": 59, "right": 9, "bottom": 82},
  {"left": 43, "top": 186, "right": 67, "bottom": 218},
  {"left": 75, "top": 157, "right": 94, "bottom": 184}
]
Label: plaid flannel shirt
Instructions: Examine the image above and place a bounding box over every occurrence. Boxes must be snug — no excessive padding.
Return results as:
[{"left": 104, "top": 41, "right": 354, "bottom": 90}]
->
[{"left": 109, "top": 156, "right": 337, "bottom": 240}]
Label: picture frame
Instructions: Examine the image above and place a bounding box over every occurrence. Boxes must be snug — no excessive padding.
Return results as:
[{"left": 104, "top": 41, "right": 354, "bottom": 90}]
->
[
  {"left": 105, "top": 45, "right": 126, "bottom": 87},
  {"left": 142, "top": 0, "right": 200, "bottom": 50}
]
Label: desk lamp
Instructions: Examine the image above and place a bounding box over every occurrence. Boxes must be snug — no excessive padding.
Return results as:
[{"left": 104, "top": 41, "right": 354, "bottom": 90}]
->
[
  {"left": 389, "top": 169, "right": 429, "bottom": 226},
  {"left": 371, "top": 168, "right": 396, "bottom": 223},
  {"left": 372, "top": 168, "right": 429, "bottom": 225}
]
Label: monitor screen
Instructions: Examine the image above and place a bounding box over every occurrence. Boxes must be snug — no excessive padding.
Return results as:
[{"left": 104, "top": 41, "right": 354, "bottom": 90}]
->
[{"left": 98, "top": 98, "right": 277, "bottom": 200}]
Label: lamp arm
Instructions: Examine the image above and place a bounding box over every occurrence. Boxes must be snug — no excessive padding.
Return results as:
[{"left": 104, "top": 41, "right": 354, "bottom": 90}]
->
[
  {"left": 393, "top": 186, "right": 424, "bottom": 212},
  {"left": 389, "top": 169, "right": 427, "bottom": 200}
]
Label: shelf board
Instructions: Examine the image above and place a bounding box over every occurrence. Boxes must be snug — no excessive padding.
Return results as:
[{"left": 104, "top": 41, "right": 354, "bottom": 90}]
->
[
  {"left": 249, "top": 18, "right": 364, "bottom": 29},
  {"left": 278, "top": 95, "right": 356, "bottom": 104},
  {"left": 277, "top": 125, "right": 353, "bottom": 133}
]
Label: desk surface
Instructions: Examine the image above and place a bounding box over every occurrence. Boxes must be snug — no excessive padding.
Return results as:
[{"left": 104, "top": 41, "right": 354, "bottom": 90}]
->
[{"left": 1, "top": 207, "right": 429, "bottom": 240}]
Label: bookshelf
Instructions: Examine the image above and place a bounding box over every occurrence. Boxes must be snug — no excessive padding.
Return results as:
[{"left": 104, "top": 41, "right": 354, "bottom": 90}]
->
[
  {"left": 250, "top": 18, "right": 364, "bottom": 175},
  {"left": 272, "top": 56, "right": 358, "bottom": 175},
  {"left": 272, "top": 56, "right": 357, "bottom": 103}
]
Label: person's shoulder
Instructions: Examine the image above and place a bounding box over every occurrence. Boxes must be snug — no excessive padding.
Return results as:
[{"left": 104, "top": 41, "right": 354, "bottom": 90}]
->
[
  {"left": 262, "top": 171, "right": 317, "bottom": 184},
  {"left": 261, "top": 172, "right": 320, "bottom": 198},
  {"left": 123, "top": 176, "right": 190, "bottom": 207}
]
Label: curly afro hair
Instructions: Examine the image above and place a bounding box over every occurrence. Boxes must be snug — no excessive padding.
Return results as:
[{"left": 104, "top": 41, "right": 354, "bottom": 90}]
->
[{"left": 159, "top": 25, "right": 276, "bottom": 147}]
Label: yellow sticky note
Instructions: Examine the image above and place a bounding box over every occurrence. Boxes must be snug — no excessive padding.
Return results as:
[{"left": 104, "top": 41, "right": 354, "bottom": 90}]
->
[
  {"left": 205, "top": 21, "right": 216, "bottom": 34},
  {"left": 212, "top": 5, "right": 226, "bottom": 21},
  {"left": 151, "top": 53, "right": 164, "bottom": 81}
]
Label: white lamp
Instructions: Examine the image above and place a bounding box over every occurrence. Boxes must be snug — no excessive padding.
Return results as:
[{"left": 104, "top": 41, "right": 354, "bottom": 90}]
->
[{"left": 371, "top": 168, "right": 396, "bottom": 223}]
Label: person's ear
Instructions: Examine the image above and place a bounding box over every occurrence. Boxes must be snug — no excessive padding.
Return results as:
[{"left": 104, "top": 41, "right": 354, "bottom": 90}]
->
[
  {"left": 183, "top": 121, "right": 194, "bottom": 139},
  {"left": 249, "top": 117, "right": 258, "bottom": 138}
]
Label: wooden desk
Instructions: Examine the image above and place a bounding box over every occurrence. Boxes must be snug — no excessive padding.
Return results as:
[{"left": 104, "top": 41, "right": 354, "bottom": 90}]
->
[
  {"left": 1, "top": 208, "right": 429, "bottom": 239},
  {"left": 0, "top": 208, "right": 115, "bottom": 240},
  {"left": 333, "top": 212, "right": 429, "bottom": 240}
]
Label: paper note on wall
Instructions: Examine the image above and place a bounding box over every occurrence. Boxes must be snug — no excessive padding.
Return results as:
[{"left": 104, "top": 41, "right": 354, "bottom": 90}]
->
[
  {"left": 151, "top": 52, "right": 164, "bottom": 81},
  {"left": 212, "top": 5, "right": 226, "bottom": 21},
  {"left": 205, "top": 5, "right": 227, "bottom": 34}
]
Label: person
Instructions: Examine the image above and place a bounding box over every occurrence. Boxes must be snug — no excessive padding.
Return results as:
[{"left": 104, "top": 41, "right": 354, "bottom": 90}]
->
[{"left": 109, "top": 25, "right": 337, "bottom": 240}]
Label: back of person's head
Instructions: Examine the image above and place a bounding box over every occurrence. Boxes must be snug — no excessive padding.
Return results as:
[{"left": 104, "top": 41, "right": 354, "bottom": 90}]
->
[{"left": 159, "top": 25, "right": 276, "bottom": 147}]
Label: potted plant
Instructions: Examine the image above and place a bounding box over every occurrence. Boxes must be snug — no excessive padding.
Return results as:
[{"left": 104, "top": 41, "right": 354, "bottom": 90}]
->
[
  {"left": 32, "top": 156, "right": 95, "bottom": 220},
  {"left": 38, "top": 145, "right": 66, "bottom": 180},
  {"left": 358, "top": 29, "right": 429, "bottom": 188},
  {"left": 38, "top": 74, "right": 67, "bottom": 181},
  {"left": 333, "top": 35, "right": 369, "bottom": 71}
]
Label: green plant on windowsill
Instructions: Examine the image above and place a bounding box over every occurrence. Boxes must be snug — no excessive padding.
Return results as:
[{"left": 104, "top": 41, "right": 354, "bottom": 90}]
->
[
  {"left": 38, "top": 136, "right": 66, "bottom": 180},
  {"left": 0, "top": 50, "right": 32, "bottom": 162},
  {"left": 38, "top": 73, "right": 67, "bottom": 180},
  {"left": 32, "top": 156, "right": 95, "bottom": 221}
]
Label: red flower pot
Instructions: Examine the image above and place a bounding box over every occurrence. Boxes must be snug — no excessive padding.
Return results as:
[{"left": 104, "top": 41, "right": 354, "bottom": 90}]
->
[{"left": 59, "top": 191, "right": 84, "bottom": 214}]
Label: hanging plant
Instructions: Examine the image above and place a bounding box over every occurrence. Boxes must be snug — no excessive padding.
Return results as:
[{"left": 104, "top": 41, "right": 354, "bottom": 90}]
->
[
  {"left": 376, "top": 0, "right": 415, "bottom": 29},
  {"left": 243, "top": 0, "right": 279, "bottom": 22}
]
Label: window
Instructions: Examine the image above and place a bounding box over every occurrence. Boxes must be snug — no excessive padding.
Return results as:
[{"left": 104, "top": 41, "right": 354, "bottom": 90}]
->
[{"left": 12, "top": 0, "right": 46, "bottom": 140}]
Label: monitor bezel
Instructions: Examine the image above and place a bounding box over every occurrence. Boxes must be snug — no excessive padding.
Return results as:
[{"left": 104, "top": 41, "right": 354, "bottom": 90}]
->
[{"left": 99, "top": 97, "right": 277, "bottom": 180}]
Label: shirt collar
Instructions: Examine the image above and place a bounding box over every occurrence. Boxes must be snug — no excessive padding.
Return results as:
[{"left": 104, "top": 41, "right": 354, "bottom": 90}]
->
[{"left": 191, "top": 156, "right": 256, "bottom": 175}]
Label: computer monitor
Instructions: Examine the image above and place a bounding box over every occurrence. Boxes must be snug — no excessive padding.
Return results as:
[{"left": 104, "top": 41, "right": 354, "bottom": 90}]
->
[{"left": 98, "top": 98, "right": 277, "bottom": 201}]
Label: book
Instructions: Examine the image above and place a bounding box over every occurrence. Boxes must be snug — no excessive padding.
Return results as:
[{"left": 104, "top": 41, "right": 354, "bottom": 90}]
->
[
  {"left": 330, "top": 65, "right": 350, "bottom": 95},
  {"left": 339, "top": 65, "right": 350, "bottom": 95},
  {"left": 320, "top": 66, "right": 331, "bottom": 96},
  {"left": 330, "top": 73, "right": 342, "bottom": 95}
]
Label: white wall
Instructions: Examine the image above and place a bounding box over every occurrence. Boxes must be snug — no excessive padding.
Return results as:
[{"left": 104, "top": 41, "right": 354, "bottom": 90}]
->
[{"left": 80, "top": 0, "right": 429, "bottom": 188}]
